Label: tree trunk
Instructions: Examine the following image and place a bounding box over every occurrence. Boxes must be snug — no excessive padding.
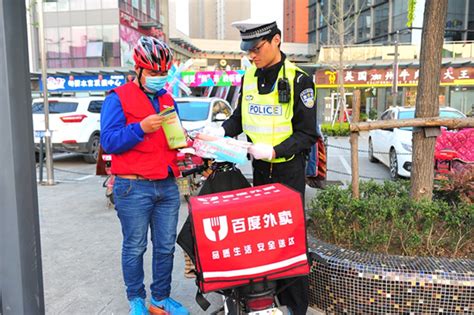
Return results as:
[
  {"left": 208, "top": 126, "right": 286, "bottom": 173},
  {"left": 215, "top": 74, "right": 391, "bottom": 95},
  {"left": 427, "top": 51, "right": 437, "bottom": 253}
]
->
[
  {"left": 350, "top": 90, "right": 361, "bottom": 199},
  {"left": 410, "top": 0, "right": 448, "bottom": 200}
]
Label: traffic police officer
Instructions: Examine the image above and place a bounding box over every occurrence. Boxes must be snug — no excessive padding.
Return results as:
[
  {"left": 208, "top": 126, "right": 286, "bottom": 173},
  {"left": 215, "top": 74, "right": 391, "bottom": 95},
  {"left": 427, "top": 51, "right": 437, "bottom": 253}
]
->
[{"left": 216, "top": 19, "right": 317, "bottom": 315}]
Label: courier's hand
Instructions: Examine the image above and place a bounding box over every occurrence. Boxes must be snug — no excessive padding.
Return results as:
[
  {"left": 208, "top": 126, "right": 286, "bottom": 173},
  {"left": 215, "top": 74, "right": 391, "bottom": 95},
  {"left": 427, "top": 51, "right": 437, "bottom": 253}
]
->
[
  {"left": 248, "top": 143, "right": 275, "bottom": 160},
  {"left": 200, "top": 126, "right": 225, "bottom": 138},
  {"left": 140, "top": 114, "right": 165, "bottom": 133}
]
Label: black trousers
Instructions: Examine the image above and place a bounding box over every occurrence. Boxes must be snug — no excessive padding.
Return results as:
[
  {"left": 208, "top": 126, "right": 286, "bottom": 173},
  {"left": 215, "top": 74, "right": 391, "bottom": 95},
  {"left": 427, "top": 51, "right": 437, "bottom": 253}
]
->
[{"left": 252, "top": 154, "right": 309, "bottom": 315}]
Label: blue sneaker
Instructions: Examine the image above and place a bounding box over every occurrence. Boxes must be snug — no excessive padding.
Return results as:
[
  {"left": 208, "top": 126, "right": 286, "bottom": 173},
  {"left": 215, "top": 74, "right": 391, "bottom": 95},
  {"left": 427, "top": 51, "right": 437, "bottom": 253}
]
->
[
  {"left": 129, "top": 298, "right": 148, "bottom": 315},
  {"left": 150, "top": 297, "right": 189, "bottom": 315}
]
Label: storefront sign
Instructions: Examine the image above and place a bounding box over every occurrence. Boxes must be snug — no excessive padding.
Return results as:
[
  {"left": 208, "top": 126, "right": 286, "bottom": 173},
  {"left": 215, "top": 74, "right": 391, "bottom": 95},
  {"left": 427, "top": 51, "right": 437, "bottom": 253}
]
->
[
  {"left": 181, "top": 70, "right": 245, "bottom": 87},
  {"left": 316, "top": 66, "right": 474, "bottom": 87},
  {"left": 39, "top": 74, "right": 126, "bottom": 92}
]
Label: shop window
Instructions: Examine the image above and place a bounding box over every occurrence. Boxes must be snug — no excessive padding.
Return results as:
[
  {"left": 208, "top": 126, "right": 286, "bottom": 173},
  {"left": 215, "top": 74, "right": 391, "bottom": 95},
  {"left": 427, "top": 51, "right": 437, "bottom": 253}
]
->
[
  {"left": 43, "top": 1, "right": 57, "bottom": 12},
  {"left": 357, "top": 10, "right": 371, "bottom": 41},
  {"left": 102, "top": 0, "right": 118, "bottom": 8},
  {"left": 374, "top": 3, "right": 389, "bottom": 38},
  {"left": 71, "top": 26, "right": 87, "bottom": 67},
  {"left": 404, "top": 87, "right": 417, "bottom": 107},
  {"left": 86, "top": 0, "right": 101, "bottom": 10},
  {"left": 70, "top": 0, "right": 86, "bottom": 10},
  {"left": 56, "top": 0, "right": 69, "bottom": 11}
]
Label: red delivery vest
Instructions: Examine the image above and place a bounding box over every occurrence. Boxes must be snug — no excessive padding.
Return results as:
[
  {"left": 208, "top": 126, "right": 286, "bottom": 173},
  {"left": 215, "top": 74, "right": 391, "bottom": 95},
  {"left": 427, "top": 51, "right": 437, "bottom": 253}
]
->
[
  {"left": 111, "top": 82, "right": 179, "bottom": 179},
  {"left": 189, "top": 183, "right": 309, "bottom": 293}
]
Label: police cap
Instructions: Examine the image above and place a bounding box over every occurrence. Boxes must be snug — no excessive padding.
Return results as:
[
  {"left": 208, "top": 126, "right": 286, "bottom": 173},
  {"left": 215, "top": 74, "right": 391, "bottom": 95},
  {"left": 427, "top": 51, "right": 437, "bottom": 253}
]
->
[{"left": 231, "top": 18, "right": 280, "bottom": 51}]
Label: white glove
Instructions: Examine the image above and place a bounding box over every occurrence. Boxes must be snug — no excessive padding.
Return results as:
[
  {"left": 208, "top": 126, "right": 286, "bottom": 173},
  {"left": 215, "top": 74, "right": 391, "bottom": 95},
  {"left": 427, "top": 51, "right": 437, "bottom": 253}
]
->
[
  {"left": 200, "top": 125, "right": 225, "bottom": 138},
  {"left": 248, "top": 143, "right": 275, "bottom": 160}
]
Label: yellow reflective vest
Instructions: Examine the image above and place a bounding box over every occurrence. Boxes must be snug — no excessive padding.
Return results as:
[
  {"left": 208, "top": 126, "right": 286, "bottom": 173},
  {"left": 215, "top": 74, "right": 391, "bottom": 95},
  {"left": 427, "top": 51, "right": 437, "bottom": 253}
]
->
[{"left": 242, "top": 59, "right": 304, "bottom": 163}]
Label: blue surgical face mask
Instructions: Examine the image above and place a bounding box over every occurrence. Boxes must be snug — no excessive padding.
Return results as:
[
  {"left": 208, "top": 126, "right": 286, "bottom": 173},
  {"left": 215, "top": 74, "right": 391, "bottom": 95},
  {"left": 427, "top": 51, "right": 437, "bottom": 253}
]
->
[{"left": 145, "top": 75, "right": 168, "bottom": 93}]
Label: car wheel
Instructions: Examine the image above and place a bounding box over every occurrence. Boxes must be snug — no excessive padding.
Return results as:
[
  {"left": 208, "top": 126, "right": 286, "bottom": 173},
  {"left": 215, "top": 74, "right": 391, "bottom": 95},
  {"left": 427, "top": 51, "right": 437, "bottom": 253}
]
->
[
  {"left": 368, "top": 138, "right": 378, "bottom": 163},
  {"left": 389, "top": 148, "right": 399, "bottom": 180},
  {"left": 84, "top": 133, "right": 100, "bottom": 164}
]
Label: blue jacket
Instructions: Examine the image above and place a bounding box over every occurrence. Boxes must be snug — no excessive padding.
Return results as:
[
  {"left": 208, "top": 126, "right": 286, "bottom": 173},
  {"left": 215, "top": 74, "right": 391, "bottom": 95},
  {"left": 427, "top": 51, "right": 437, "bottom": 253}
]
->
[{"left": 100, "top": 88, "right": 176, "bottom": 154}]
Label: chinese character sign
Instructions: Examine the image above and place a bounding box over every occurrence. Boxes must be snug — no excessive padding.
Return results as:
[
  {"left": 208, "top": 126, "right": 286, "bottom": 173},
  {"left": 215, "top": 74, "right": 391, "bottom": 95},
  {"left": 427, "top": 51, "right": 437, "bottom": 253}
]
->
[
  {"left": 315, "top": 67, "right": 474, "bottom": 87},
  {"left": 181, "top": 70, "right": 245, "bottom": 87},
  {"left": 189, "top": 183, "right": 309, "bottom": 293},
  {"left": 40, "top": 74, "right": 126, "bottom": 92}
]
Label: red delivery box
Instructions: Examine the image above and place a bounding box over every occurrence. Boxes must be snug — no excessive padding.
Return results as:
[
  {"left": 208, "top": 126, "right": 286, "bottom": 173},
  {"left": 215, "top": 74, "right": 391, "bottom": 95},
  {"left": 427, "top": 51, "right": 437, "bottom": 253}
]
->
[{"left": 189, "top": 183, "right": 309, "bottom": 293}]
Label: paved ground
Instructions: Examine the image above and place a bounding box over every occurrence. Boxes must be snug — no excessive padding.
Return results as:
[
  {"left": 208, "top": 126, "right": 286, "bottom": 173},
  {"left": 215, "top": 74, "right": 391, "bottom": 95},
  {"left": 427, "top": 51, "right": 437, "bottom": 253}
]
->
[
  {"left": 38, "top": 172, "right": 224, "bottom": 315},
  {"left": 37, "top": 133, "right": 390, "bottom": 314},
  {"left": 38, "top": 160, "right": 325, "bottom": 315}
]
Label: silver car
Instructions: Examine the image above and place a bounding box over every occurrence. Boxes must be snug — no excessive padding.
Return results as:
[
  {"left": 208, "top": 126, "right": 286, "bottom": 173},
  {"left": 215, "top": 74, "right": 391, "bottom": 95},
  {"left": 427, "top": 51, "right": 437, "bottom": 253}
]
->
[{"left": 368, "top": 106, "right": 466, "bottom": 179}]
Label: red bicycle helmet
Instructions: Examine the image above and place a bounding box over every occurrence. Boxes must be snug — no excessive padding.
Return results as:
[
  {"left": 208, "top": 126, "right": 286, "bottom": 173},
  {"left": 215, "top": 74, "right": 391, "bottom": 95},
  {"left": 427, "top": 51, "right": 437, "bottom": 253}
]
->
[{"left": 133, "top": 36, "right": 173, "bottom": 72}]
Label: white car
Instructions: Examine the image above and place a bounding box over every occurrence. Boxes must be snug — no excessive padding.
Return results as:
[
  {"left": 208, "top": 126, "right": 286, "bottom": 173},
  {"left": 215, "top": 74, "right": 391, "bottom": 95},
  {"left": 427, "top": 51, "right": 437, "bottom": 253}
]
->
[
  {"left": 32, "top": 97, "right": 104, "bottom": 163},
  {"left": 174, "top": 97, "right": 233, "bottom": 133},
  {"left": 368, "top": 106, "right": 466, "bottom": 179}
]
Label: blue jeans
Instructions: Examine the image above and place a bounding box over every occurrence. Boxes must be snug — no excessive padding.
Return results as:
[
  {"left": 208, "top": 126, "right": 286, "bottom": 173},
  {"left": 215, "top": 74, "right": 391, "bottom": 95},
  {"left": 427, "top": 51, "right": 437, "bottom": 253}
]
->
[{"left": 114, "top": 176, "right": 181, "bottom": 301}]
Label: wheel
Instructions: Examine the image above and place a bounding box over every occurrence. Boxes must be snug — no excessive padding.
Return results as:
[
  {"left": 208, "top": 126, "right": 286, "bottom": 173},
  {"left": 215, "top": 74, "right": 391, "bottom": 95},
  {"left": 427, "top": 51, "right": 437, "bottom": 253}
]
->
[
  {"left": 84, "top": 133, "right": 100, "bottom": 163},
  {"left": 368, "top": 138, "right": 378, "bottom": 163},
  {"left": 389, "top": 148, "right": 399, "bottom": 180}
]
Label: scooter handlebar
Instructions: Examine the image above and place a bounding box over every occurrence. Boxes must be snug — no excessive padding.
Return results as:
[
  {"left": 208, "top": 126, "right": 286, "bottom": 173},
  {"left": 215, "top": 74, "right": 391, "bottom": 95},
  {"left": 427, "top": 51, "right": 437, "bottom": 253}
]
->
[{"left": 181, "top": 164, "right": 207, "bottom": 177}]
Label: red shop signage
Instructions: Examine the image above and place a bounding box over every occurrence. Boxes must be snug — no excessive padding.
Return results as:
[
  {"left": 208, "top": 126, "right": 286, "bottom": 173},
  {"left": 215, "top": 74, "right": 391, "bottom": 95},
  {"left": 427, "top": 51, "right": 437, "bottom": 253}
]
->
[
  {"left": 189, "top": 183, "right": 309, "bottom": 293},
  {"left": 315, "top": 66, "right": 474, "bottom": 87}
]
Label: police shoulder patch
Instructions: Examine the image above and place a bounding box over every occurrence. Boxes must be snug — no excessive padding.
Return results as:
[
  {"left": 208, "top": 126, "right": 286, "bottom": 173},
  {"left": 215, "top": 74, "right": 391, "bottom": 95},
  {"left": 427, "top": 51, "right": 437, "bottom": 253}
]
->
[{"left": 300, "top": 88, "right": 315, "bottom": 108}]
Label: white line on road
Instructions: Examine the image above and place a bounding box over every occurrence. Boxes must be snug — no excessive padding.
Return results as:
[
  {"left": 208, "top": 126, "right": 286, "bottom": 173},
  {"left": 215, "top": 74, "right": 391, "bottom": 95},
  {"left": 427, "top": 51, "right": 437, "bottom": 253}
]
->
[
  {"left": 339, "top": 155, "right": 351, "bottom": 174},
  {"left": 36, "top": 174, "right": 95, "bottom": 183},
  {"left": 76, "top": 175, "right": 95, "bottom": 181}
]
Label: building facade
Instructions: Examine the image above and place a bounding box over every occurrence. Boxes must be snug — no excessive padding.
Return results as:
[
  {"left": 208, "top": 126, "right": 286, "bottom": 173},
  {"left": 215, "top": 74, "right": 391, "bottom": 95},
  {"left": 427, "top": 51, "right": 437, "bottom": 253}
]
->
[
  {"left": 188, "top": 0, "right": 250, "bottom": 41},
  {"left": 309, "top": 0, "right": 474, "bottom": 49},
  {"left": 306, "top": 0, "right": 474, "bottom": 118},
  {"left": 283, "top": 0, "right": 309, "bottom": 43},
  {"left": 28, "top": 0, "right": 170, "bottom": 94}
]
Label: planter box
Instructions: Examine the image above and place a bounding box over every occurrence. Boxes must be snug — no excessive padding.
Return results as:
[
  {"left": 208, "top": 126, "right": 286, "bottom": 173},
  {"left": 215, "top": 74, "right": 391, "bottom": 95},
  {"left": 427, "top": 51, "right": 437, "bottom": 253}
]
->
[{"left": 308, "top": 238, "right": 473, "bottom": 314}]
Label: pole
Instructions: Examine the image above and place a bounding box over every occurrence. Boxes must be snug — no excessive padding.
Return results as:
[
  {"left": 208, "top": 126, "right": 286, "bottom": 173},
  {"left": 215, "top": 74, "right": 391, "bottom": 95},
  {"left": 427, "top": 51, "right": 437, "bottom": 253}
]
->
[
  {"left": 392, "top": 31, "right": 399, "bottom": 108},
  {"left": 38, "top": 0, "right": 55, "bottom": 185},
  {"left": 0, "top": 1, "right": 45, "bottom": 313},
  {"left": 39, "top": 136, "right": 44, "bottom": 183}
]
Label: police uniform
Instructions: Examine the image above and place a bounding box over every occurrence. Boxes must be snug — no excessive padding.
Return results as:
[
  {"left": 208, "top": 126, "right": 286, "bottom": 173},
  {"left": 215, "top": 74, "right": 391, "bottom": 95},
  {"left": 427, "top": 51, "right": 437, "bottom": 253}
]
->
[{"left": 222, "top": 19, "right": 317, "bottom": 315}]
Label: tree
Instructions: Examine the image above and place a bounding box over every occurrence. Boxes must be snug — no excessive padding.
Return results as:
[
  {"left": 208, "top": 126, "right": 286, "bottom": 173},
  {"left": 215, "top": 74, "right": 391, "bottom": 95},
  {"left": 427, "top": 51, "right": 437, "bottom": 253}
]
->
[
  {"left": 317, "top": 0, "right": 360, "bottom": 124},
  {"left": 410, "top": 0, "right": 448, "bottom": 200}
]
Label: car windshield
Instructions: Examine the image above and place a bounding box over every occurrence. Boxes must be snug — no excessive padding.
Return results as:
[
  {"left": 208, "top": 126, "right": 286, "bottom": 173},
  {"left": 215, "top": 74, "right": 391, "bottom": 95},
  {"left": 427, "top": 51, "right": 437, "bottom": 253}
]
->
[
  {"left": 175, "top": 101, "right": 210, "bottom": 121},
  {"left": 398, "top": 109, "right": 465, "bottom": 130},
  {"left": 32, "top": 101, "right": 78, "bottom": 114}
]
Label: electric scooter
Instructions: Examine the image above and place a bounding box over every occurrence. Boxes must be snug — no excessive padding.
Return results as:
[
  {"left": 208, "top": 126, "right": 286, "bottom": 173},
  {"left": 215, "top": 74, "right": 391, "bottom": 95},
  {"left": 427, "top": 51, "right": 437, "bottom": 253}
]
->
[
  {"left": 178, "top": 161, "right": 292, "bottom": 315},
  {"left": 101, "top": 153, "right": 115, "bottom": 205}
]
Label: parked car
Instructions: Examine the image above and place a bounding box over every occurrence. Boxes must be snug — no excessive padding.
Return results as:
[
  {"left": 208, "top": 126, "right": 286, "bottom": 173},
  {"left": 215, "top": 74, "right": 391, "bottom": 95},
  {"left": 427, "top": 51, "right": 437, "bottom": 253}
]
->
[
  {"left": 368, "top": 106, "right": 466, "bottom": 179},
  {"left": 174, "top": 97, "right": 233, "bottom": 133},
  {"left": 32, "top": 97, "right": 104, "bottom": 163}
]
